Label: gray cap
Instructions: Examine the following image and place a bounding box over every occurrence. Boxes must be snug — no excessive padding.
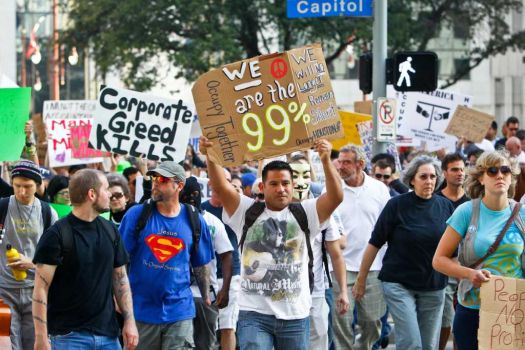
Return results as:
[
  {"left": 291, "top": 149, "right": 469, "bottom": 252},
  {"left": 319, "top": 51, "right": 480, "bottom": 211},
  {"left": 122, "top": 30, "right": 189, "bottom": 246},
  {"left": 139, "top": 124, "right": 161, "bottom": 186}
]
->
[{"left": 146, "top": 161, "right": 186, "bottom": 182}]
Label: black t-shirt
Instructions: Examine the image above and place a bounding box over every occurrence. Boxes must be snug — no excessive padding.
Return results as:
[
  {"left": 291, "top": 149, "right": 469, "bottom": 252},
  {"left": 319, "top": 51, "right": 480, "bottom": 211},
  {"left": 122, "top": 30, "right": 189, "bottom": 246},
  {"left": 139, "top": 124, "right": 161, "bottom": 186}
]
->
[
  {"left": 33, "top": 213, "right": 129, "bottom": 336},
  {"left": 437, "top": 190, "right": 470, "bottom": 209},
  {"left": 369, "top": 192, "right": 455, "bottom": 291},
  {"left": 201, "top": 200, "right": 241, "bottom": 277},
  {"left": 389, "top": 178, "right": 409, "bottom": 194}
]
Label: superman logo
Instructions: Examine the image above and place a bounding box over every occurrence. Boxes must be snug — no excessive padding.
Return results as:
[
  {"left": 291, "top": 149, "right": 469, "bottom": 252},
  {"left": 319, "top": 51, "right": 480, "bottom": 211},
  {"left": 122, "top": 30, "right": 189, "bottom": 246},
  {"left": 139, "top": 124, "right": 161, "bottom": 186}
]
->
[{"left": 145, "top": 234, "right": 185, "bottom": 263}]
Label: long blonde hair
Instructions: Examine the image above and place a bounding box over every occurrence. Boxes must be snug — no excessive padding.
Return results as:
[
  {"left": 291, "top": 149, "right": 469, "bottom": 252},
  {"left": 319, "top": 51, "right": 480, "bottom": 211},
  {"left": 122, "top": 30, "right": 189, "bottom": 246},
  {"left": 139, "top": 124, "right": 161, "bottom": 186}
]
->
[{"left": 465, "top": 151, "right": 520, "bottom": 199}]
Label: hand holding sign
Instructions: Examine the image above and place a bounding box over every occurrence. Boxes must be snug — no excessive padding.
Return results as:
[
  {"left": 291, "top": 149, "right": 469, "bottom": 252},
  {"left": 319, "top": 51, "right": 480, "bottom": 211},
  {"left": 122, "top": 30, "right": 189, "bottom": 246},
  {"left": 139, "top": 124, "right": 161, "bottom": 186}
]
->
[{"left": 313, "top": 139, "right": 332, "bottom": 161}]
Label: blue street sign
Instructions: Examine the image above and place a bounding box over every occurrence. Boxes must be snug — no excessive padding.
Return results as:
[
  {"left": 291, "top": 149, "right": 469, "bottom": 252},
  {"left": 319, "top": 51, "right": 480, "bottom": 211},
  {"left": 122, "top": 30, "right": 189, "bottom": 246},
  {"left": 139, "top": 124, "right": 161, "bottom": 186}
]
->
[{"left": 287, "top": 0, "right": 373, "bottom": 18}]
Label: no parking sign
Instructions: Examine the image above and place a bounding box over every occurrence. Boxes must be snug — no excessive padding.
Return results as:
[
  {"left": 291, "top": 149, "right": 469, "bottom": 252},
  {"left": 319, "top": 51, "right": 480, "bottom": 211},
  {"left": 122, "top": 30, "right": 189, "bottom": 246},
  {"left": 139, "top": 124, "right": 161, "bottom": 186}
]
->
[{"left": 377, "top": 98, "right": 396, "bottom": 142}]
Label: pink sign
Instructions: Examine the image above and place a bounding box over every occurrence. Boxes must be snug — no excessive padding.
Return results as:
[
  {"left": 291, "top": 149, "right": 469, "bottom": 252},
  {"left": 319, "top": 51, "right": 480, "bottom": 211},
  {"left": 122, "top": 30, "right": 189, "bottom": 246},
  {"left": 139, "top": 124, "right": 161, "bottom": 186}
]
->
[{"left": 70, "top": 125, "right": 111, "bottom": 159}]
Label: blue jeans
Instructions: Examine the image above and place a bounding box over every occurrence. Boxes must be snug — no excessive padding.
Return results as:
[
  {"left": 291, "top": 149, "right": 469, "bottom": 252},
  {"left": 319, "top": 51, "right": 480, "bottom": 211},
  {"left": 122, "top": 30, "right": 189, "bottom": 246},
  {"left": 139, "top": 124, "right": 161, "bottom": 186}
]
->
[
  {"left": 237, "top": 311, "right": 309, "bottom": 350},
  {"left": 453, "top": 304, "right": 479, "bottom": 350},
  {"left": 372, "top": 308, "right": 392, "bottom": 350},
  {"left": 325, "top": 288, "right": 336, "bottom": 350},
  {"left": 382, "top": 282, "right": 445, "bottom": 350},
  {"left": 50, "top": 331, "right": 121, "bottom": 350}
]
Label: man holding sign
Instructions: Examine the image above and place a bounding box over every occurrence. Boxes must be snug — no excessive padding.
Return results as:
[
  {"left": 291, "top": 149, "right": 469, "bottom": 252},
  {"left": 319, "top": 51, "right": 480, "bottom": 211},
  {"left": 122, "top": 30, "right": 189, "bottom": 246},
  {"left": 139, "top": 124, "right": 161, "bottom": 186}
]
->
[{"left": 200, "top": 135, "right": 342, "bottom": 349}]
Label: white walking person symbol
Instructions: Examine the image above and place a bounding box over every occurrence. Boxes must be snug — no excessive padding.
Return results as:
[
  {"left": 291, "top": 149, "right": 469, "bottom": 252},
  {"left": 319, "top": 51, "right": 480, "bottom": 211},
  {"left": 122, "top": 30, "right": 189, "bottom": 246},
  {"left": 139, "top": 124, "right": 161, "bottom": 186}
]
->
[{"left": 397, "top": 57, "right": 415, "bottom": 87}]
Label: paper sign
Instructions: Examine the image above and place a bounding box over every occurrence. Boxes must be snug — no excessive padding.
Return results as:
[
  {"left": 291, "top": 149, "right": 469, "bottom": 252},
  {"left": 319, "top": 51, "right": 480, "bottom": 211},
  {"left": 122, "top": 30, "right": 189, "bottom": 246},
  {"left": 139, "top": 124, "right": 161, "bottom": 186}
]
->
[
  {"left": 50, "top": 203, "right": 72, "bottom": 219},
  {"left": 91, "top": 86, "right": 194, "bottom": 162},
  {"left": 445, "top": 106, "right": 494, "bottom": 143},
  {"left": 70, "top": 125, "right": 111, "bottom": 158},
  {"left": 357, "top": 120, "right": 373, "bottom": 169},
  {"left": 43, "top": 100, "right": 104, "bottom": 167},
  {"left": 0, "top": 88, "right": 31, "bottom": 161},
  {"left": 354, "top": 100, "right": 372, "bottom": 115},
  {"left": 192, "top": 43, "right": 343, "bottom": 167},
  {"left": 377, "top": 98, "right": 397, "bottom": 142},
  {"left": 479, "top": 276, "right": 525, "bottom": 349},
  {"left": 331, "top": 110, "right": 372, "bottom": 149}
]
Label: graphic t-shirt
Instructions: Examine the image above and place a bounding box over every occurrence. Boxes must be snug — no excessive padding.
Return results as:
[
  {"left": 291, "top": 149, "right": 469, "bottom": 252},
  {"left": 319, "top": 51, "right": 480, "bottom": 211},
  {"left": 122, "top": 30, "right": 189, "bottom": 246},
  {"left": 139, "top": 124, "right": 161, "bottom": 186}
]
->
[
  {"left": 447, "top": 201, "right": 525, "bottom": 309},
  {"left": 119, "top": 204, "right": 213, "bottom": 324},
  {"left": 223, "top": 196, "right": 326, "bottom": 320}
]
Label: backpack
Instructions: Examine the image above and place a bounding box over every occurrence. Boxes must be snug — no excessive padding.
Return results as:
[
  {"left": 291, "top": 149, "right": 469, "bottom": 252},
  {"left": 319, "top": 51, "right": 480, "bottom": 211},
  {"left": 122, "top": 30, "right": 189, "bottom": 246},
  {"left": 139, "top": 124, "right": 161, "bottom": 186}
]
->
[
  {"left": 0, "top": 197, "right": 52, "bottom": 244},
  {"left": 133, "top": 199, "right": 201, "bottom": 256},
  {"left": 239, "top": 201, "right": 315, "bottom": 293}
]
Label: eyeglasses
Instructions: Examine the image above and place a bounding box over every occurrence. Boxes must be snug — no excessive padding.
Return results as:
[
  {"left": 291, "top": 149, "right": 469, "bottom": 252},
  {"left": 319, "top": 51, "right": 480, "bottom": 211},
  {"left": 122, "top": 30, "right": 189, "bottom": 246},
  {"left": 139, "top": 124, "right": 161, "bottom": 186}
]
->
[
  {"left": 110, "top": 192, "right": 124, "bottom": 200},
  {"left": 486, "top": 166, "right": 512, "bottom": 177},
  {"left": 253, "top": 193, "right": 264, "bottom": 200},
  {"left": 151, "top": 175, "right": 175, "bottom": 184},
  {"left": 418, "top": 174, "right": 437, "bottom": 180},
  {"left": 374, "top": 174, "right": 391, "bottom": 180}
]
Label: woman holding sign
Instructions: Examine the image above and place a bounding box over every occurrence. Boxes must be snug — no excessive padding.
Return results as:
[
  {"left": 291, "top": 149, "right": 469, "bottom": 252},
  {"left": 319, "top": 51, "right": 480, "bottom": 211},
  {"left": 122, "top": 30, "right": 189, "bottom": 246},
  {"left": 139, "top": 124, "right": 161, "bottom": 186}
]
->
[{"left": 433, "top": 151, "right": 525, "bottom": 350}]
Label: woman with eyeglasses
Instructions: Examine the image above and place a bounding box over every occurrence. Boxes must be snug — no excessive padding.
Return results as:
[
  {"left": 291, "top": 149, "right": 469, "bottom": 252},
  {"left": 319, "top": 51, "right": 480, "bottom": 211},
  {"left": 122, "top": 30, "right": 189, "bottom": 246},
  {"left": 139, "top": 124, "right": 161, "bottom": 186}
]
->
[
  {"left": 354, "top": 155, "right": 455, "bottom": 350},
  {"left": 107, "top": 176, "right": 135, "bottom": 227},
  {"left": 433, "top": 151, "right": 524, "bottom": 350}
]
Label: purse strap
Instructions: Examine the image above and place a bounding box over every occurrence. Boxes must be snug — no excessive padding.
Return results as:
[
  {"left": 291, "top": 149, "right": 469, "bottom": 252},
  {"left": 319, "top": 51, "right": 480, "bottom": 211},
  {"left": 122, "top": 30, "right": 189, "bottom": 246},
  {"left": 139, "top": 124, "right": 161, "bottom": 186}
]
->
[{"left": 469, "top": 202, "right": 522, "bottom": 268}]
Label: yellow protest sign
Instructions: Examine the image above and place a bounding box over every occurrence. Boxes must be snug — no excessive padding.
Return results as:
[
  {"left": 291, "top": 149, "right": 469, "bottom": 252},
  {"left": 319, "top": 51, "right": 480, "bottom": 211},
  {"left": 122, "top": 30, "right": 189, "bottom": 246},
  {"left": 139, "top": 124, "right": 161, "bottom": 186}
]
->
[{"left": 331, "top": 110, "right": 373, "bottom": 149}]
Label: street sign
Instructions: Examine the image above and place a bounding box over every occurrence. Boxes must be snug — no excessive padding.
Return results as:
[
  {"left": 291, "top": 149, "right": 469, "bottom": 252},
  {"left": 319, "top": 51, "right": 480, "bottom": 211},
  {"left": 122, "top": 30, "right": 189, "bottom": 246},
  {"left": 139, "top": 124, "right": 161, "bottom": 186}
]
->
[
  {"left": 287, "top": 0, "right": 373, "bottom": 18},
  {"left": 392, "top": 51, "right": 438, "bottom": 92},
  {"left": 376, "top": 98, "right": 397, "bottom": 142}
]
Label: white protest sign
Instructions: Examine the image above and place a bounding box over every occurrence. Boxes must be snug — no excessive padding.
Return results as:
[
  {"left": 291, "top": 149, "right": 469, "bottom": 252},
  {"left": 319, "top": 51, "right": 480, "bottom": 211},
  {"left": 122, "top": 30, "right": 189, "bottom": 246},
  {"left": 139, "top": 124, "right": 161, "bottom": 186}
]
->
[
  {"left": 377, "top": 98, "right": 397, "bottom": 142},
  {"left": 43, "top": 100, "right": 103, "bottom": 167},
  {"left": 196, "top": 177, "right": 212, "bottom": 200},
  {"left": 91, "top": 86, "right": 194, "bottom": 162},
  {"left": 395, "top": 89, "right": 473, "bottom": 151}
]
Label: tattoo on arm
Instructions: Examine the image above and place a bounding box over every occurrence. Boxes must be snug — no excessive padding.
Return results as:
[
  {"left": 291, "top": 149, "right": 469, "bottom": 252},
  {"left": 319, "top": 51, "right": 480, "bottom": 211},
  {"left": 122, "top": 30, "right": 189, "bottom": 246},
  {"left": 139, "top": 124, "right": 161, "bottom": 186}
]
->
[
  {"left": 33, "top": 316, "right": 47, "bottom": 325},
  {"left": 193, "top": 265, "right": 210, "bottom": 299},
  {"left": 32, "top": 297, "right": 47, "bottom": 306},
  {"left": 112, "top": 267, "right": 134, "bottom": 321},
  {"left": 37, "top": 273, "right": 49, "bottom": 288}
]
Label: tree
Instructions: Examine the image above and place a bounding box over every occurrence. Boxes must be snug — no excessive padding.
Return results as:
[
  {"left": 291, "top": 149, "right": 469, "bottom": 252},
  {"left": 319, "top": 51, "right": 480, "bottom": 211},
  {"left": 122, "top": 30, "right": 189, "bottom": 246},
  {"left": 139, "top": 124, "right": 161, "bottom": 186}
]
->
[{"left": 64, "top": 0, "right": 525, "bottom": 90}]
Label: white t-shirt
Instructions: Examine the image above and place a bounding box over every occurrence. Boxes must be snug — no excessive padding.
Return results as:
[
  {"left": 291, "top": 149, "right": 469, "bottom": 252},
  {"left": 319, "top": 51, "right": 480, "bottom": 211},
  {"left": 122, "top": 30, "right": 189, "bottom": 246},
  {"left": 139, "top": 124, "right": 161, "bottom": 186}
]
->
[
  {"left": 223, "top": 195, "right": 326, "bottom": 320},
  {"left": 312, "top": 216, "right": 340, "bottom": 298},
  {"left": 338, "top": 174, "right": 390, "bottom": 271},
  {"left": 191, "top": 211, "right": 233, "bottom": 298}
]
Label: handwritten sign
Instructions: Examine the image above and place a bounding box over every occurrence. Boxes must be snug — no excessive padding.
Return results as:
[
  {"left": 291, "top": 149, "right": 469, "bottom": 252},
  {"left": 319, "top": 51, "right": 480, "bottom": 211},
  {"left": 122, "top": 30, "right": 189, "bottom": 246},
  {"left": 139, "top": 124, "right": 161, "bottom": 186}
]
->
[
  {"left": 445, "top": 106, "right": 494, "bottom": 143},
  {"left": 331, "top": 110, "right": 372, "bottom": 149},
  {"left": 354, "top": 100, "right": 372, "bottom": 115},
  {"left": 70, "top": 125, "right": 111, "bottom": 159},
  {"left": 0, "top": 88, "right": 31, "bottom": 161},
  {"left": 192, "top": 43, "right": 343, "bottom": 166},
  {"left": 479, "top": 276, "right": 525, "bottom": 349},
  {"left": 90, "top": 86, "right": 194, "bottom": 162},
  {"left": 43, "top": 100, "right": 103, "bottom": 167}
]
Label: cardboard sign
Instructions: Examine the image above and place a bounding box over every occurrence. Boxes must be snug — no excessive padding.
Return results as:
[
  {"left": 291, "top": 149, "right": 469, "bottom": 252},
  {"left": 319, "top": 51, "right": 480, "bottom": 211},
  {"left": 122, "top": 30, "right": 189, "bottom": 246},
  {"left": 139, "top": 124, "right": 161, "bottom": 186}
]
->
[
  {"left": 70, "top": 125, "right": 111, "bottom": 159},
  {"left": 91, "top": 86, "right": 194, "bottom": 162},
  {"left": 192, "top": 43, "right": 343, "bottom": 166},
  {"left": 0, "top": 88, "right": 31, "bottom": 161},
  {"left": 43, "top": 100, "right": 103, "bottom": 167},
  {"left": 479, "top": 276, "right": 525, "bottom": 349},
  {"left": 395, "top": 89, "right": 472, "bottom": 151},
  {"left": 331, "top": 110, "right": 372, "bottom": 149},
  {"left": 445, "top": 106, "right": 494, "bottom": 143},
  {"left": 354, "top": 100, "right": 372, "bottom": 115},
  {"left": 357, "top": 120, "right": 373, "bottom": 169}
]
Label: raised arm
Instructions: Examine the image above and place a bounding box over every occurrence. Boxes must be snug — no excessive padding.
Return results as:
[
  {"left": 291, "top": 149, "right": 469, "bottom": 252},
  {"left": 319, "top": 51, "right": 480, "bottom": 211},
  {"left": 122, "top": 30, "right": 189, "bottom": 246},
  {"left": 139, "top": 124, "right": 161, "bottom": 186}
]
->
[
  {"left": 315, "top": 139, "right": 343, "bottom": 224},
  {"left": 112, "top": 265, "right": 139, "bottom": 350},
  {"left": 33, "top": 263, "right": 56, "bottom": 350},
  {"left": 199, "top": 136, "right": 240, "bottom": 217}
]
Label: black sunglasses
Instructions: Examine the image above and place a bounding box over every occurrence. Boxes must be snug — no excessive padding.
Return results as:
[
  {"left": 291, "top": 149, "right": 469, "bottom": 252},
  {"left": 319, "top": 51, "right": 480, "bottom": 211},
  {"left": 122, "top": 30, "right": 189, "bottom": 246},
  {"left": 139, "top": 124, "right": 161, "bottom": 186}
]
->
[
  {"left": 486, "top": 166, "right": 512, "bottom": 177},
  {"left": 374, "top": 174, "right": 391, "bottom": 180},
  {"left": 110, "top": 192, "right": 125, "bottom": 200}
]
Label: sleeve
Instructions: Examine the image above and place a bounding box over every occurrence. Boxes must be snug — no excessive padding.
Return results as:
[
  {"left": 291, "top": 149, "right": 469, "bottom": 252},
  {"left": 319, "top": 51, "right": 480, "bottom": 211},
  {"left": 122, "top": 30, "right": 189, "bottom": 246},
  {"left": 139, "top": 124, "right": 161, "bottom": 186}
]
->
[
  {"left": 118, "top": 205, "right": 142, "bottom": 256},
  {"left": 222, "top": 195, "right": 255, "bottom": 238},
  {"left": 446, "top": 201, "right": 473, "bottom": 238},
  {"left": 302, "top": 198, "right": 327, "bottom": 234},
  {"left": 320, "top": 216, "right": 341, "bottom": 243},
  {"left": 191, "top": 215, "right": 214, "bottom": 267},
  {"left": 32, "top": 226, "right": 62, "bottom": 265},
  {"left": 206, "top": 213, "right": 233, "bottom": 254},
  {"left": 369, "top": 197, "right": 396, "bottom": 248},
  {"left": 113, "top": 225, "right": 129, "bottom": 268},
  {"left": 50, "top": 207, "right": 59, "bottom": 225}
]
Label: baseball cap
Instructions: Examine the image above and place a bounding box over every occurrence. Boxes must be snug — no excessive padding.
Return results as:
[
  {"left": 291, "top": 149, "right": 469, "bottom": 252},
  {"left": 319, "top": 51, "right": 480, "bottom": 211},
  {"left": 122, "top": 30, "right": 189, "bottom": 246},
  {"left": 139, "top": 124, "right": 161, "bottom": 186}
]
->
[
  {"left": 241, "top": 172, "right": 257, "bottom": 188},
  {"left": 146, "top": 161, "right": 186, "bottom": 182}
]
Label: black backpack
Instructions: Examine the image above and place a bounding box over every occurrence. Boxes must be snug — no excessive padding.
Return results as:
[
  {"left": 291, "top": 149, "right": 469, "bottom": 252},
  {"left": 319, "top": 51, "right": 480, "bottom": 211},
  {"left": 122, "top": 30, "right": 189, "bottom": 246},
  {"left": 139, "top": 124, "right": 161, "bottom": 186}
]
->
[
  {"left": 239, "top": 202, "right": 318, "bottom": 293},
  {"left": 0, "top": 197, "right": 53, "bottom": 244}
]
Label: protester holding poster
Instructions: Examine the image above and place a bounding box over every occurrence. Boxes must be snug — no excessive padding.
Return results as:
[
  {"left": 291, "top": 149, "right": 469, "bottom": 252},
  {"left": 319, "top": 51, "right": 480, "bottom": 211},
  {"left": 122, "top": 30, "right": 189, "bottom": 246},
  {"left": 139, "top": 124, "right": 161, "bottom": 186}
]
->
[{"left": 433, "top": 151, "right": 525, "bottom": 350}]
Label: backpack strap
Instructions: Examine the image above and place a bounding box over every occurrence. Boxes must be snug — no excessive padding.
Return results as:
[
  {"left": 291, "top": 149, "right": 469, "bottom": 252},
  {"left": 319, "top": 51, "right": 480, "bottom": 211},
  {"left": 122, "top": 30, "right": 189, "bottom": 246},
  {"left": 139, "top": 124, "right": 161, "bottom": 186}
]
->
[
  {"left": 134, "top": 199, "right": 155, "bottom": 241},
  {"left": 288, "top": 203, "right": 315, "bottom": 293},
  {"left": 468, "top": 198, "right": 482, "bottom": 235},
  {"left": 40, "top": 200, "right": 52, "bottom": 231},
  {"left": 184, "top": 203, "right": 201, "bottom": 256},
  {"left": 56, "top": 216, "right": 74, "bottom": 267},
  {"left": 0, "top": 197, "right": 10, "bottom": 244},
  {"left": 321, "top": 228, "right": 333, "bottom": 288},
  {"left": 239, "top": 202, "right": 266, "bottom": 252}
]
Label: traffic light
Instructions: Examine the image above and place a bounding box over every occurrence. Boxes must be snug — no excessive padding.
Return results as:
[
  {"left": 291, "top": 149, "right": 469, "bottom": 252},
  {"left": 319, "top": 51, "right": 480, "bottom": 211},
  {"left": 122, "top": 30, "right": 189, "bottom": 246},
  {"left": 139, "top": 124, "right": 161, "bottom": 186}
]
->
[
  {"left": 392, "top": 51, "right": 438, "bottom": 92},
  {"left": 358, "top": 53, "right": 373, "bottom": 95}
]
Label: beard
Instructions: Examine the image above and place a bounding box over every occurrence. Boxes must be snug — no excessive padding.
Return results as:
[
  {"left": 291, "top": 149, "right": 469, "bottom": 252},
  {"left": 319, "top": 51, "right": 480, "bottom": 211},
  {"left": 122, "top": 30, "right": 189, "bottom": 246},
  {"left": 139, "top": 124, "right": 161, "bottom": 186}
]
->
[{"left": 93, "top": 202, "right": 110, "bottom": 214}]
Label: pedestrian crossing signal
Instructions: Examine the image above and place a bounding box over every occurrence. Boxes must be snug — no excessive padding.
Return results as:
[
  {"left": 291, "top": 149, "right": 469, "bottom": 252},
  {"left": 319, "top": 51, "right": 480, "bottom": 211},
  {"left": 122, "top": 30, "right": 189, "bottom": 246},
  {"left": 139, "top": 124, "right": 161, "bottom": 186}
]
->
[{"left": 393, "top": 51, "right": 438, "bottom": 92}]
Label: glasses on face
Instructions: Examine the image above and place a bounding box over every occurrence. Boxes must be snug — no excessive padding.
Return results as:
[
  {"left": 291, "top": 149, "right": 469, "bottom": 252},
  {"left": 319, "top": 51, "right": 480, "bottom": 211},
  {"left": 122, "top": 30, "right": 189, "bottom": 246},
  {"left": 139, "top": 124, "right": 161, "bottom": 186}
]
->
[
  {"left": 374, "top": 174, "right": 391, "bottom": 180},
  {"left": 253, "top": 193, "right": 264, "bottom": 200},
  {"left": 151, "top": 175, "right": 175, "bottom": 184},
  {"left": 110, "top": 192, "right": 124, "bottom": 200},
  {"left": 418, "top": 174, "right": 437, "bottom": 181},
  {"left": 509, "top": 127, "right": 519, "bottom": 132},
  {"left": 56, "top": 189, "right": 69, "bottom": 198},
  {"left": 486, "top": 166, "right": 512, "bottom": 177}
]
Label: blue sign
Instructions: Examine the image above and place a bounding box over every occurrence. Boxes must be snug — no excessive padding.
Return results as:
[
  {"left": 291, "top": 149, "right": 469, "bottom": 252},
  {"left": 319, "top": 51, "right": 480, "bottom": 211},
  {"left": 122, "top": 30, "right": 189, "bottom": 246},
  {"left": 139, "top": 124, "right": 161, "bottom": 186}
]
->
[{"left": 287, "top": 0, "right": 373, "bottom": 18}]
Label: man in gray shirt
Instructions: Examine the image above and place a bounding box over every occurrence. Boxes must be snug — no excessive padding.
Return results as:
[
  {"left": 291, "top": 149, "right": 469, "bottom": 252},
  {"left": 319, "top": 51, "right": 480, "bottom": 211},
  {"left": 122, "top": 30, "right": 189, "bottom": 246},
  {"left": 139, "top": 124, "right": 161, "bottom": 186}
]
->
[{"left": 0, "top": 160, "right": 57, "bottom": 350}]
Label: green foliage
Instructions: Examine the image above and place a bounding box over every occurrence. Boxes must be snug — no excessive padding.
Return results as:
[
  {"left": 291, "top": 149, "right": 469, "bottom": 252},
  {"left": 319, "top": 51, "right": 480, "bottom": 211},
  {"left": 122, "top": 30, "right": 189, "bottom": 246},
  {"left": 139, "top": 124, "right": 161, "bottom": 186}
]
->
[{"left": 64, "top": 0, "right": 525, "bottom": 90}]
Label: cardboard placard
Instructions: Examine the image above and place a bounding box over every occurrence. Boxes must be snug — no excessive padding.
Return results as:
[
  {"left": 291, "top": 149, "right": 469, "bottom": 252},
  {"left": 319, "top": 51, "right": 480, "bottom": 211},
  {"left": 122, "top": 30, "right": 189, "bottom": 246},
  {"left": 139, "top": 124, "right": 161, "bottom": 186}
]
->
[
  {"left": 192, "top": 43, "right": 343, "bottom": 167},
  {"left": 0, "top": 88, "right": 31, "bottom": 161},
  {"left": 90, "top": 86, "right": 194, "bottom": 162},
  {"left": 331, "top": 110, "right": 372, "bottom": 149},
  {"left": 479, "top": 276, "right": 525, "bottom": 349},
  {"left": 354, "top": 100, "right": 372, "bottom": 115},
  {"left": 445, "top": 106, "right": 494, "bottom": 143},
  {"left": 43, "top": 100, "right": 103, "bottom": 167},
  {"left": 70, "top": 125, "right": 111, "bottom": 159}
]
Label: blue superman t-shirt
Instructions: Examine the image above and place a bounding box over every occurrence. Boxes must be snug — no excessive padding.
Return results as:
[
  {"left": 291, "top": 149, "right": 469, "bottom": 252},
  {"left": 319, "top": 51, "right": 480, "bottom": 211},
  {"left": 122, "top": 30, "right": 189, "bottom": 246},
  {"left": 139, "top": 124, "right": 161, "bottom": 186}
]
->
[
  {"left": 447, "top": 201, "right": 525, "bottom": 309},
  {"left": 119, "top": 204, "right": 213, "bottom": 323}
]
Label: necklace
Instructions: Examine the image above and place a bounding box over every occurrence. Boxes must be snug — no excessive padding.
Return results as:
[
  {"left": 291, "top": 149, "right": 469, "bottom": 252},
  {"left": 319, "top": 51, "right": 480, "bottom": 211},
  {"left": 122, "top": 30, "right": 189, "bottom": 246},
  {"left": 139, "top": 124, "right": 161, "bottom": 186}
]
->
[{"left": 16, "top": 199, "right": 36, "bottom": 231}]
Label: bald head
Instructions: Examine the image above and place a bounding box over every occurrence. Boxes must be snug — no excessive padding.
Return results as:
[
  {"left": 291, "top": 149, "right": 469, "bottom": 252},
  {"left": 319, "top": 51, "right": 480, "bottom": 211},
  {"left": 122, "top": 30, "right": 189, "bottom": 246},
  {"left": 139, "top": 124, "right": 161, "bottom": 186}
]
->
[{"left": 506, "top": 136, "right": 522, "bottom": 156}]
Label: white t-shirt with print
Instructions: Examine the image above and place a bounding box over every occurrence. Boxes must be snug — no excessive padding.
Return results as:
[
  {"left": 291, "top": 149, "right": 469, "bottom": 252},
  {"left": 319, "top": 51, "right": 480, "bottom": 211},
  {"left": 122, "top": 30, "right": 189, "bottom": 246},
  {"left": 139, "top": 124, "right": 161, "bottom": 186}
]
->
[{"left": 223, "top": 196, "right": 326, "bottom": 320}]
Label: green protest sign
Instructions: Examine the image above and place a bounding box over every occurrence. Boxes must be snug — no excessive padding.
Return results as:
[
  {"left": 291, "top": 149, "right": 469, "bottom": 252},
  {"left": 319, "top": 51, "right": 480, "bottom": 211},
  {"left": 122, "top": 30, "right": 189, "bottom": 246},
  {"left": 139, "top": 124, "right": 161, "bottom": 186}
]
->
[
  {"left": 50, "top": 202, "right": 111, "bottom": 220},
  {"left": 0, "top": 88, "right": 32, "bottom": 161}
]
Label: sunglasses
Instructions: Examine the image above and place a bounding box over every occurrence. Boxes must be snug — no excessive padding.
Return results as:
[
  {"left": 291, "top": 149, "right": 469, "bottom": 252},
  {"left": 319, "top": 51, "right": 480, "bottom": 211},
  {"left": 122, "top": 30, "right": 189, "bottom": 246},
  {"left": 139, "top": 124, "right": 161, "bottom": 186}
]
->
[
  {"left": 418, "top": 174, "right": 437, "bottom": 180},
  {"left": 253, "top": 193, "right": 264, "bottom": 200},
  {"left": 151, "top": 175, "right": 175, "bottom": 184},
  {"left": 110, "top": 192, "right": 124, "bottom": 200},
  {"left": 374, "top": 174, "right": 391, "bottom": 180},
  {"left": 486, "top": 166, "right": 512, "bottom": 177}
]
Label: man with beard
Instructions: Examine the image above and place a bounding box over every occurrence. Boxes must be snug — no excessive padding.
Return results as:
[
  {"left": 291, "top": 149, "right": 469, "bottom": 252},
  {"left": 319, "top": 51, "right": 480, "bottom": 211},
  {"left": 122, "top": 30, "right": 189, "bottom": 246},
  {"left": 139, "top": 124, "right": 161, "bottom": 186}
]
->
[
  {"left": 32, "top": 169, "right": 138, "bottom": 350},
  {"left": 333, "top": 145, "right": 390, "bottom": 350}
]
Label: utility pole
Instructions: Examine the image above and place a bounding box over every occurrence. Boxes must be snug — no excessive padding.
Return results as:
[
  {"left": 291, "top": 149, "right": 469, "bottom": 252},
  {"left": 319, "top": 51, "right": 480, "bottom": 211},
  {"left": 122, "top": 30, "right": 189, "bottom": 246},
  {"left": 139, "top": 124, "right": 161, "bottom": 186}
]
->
[
  {"left": 372, "top": 0, "right": 387, "bottom": 155},
  {"left": 50, "top": 0, "right": 60, "bottom": 100}
]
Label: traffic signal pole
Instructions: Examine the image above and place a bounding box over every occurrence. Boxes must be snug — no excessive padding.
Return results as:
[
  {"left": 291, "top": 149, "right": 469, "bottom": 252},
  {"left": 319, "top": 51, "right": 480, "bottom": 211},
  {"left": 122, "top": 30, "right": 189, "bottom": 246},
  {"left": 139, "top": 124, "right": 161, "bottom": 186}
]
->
[{"left": 372, "top": 0, "right": 387, "bottom": 155}]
